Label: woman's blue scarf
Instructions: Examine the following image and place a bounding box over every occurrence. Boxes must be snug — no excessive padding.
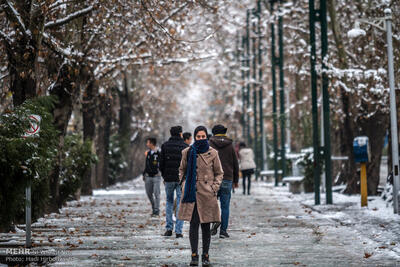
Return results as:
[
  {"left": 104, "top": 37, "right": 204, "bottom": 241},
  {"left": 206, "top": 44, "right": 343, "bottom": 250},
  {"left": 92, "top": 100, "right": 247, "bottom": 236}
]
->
[{"left": 182, "top": 139, "right": 209, "bottom": 203}]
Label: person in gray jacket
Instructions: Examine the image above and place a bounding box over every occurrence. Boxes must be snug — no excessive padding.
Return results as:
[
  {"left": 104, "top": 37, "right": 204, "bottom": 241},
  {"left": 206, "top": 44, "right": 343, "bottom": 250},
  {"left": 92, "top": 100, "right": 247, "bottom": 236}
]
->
[{"left": 238, "top": 142, "right": 256, "bottom": 195}]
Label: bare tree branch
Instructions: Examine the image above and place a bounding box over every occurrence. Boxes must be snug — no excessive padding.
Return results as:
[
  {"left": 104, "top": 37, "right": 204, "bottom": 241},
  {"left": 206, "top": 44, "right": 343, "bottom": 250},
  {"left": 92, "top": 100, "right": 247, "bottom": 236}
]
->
[
  {"left": 0, "top": 29, "right": 12, "bottom": 44},
  {"left": 140, "top": 0, "right": 221, "bottom": 44},
  {"left": 44, "top": 6, "right": 93, "bottom": 29},
  {"left": 4, "top": 0, "right": 31, "bottom": 38},
  {"left": 160, "top": 2, "right": 190, "bottom": 24}
]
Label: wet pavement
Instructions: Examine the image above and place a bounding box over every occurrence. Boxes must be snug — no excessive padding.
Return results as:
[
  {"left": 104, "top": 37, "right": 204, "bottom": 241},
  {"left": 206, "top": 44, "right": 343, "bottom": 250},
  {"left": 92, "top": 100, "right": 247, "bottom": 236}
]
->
[{"left": 1, "top": 178, "right": 399, "bottom": 266}]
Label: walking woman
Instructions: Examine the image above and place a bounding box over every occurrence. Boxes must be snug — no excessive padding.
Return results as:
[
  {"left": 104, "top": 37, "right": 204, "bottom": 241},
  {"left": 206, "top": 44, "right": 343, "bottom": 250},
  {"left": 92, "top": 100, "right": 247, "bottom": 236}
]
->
[
  {"left": 178, "top": 126, "right": 224, "bottom": 266},
  {"left": 238, "top": 142, "right": 256, "bottom": 195}
]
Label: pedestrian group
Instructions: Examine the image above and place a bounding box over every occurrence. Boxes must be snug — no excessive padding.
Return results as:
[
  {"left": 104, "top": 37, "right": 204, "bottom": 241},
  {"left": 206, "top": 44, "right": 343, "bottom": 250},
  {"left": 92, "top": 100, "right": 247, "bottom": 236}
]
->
[{"left": 142, "top": 124, "right": 256, "bottom": 266}]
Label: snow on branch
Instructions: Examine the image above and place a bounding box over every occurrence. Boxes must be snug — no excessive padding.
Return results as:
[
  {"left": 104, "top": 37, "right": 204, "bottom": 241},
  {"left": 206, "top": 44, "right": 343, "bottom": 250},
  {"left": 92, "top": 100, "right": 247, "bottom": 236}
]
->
[
  {"left": 44, "top": 6, "right": 93, "bottom": 29},
  {"left": 48, "top": 0, "right": 73, "bottom": 11},
  {"left": 0, "top": 29, "right": 13, "bottom": 44},
  {"left": 160, "top": 2, "right": 190, "bottom": 24},
  {"left": 87, "top": 54, "right": 153, "bottom": 64},
  {"left": 42, "top": 32, "right": 84, "bottom": 59},
  {"left": 141, "top": 0, "right": 221, "bottom": 44},
  {"left": 5, "top": 0, "right": 31, "bottom": 37}
]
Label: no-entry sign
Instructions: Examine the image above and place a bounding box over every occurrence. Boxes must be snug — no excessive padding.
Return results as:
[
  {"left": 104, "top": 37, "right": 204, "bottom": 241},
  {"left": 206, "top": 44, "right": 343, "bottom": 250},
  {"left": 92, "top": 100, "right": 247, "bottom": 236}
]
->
[{"left": 23, "top": 114, "right": 41, "bottom": 138}]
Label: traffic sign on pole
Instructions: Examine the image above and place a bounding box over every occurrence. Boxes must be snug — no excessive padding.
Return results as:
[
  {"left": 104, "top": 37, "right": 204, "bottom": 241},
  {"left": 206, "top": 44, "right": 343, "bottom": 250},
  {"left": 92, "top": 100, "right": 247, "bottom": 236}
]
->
[{"left": 23, "top": 114, "right": 41, "bottom": 248}]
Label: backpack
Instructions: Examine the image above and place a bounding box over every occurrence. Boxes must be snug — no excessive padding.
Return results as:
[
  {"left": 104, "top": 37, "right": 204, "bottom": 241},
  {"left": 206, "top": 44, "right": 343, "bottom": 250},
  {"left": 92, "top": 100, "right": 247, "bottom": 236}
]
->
[{"left": 146, "top": 150, "right": 160, "bottom": 177}]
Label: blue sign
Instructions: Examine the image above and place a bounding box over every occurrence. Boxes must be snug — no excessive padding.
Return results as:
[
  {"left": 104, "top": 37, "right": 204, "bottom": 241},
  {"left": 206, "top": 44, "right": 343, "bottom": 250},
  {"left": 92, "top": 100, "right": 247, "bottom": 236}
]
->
[{"left": 353, "top": 136, "right": 370, "bottom": 163}]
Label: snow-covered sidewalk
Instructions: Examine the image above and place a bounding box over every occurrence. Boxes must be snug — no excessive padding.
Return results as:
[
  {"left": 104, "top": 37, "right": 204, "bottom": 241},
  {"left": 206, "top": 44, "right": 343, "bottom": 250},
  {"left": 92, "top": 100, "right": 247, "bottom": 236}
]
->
[{"left": 1, "top": 179, "right": 399, "bottom": 266}]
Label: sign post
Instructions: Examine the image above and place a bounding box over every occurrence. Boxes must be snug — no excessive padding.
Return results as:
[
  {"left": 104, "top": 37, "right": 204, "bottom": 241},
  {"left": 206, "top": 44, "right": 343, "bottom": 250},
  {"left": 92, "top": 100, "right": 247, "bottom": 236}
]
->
[{"left": 23, "top": 114, "right": 41, "bottom": 248}]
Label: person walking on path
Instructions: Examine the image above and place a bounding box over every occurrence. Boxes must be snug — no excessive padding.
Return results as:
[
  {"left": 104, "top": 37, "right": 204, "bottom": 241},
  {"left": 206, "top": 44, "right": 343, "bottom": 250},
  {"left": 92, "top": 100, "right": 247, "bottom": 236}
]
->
[
  {"left": 209, "top": 124, "right": 239, "bottom": 239},
  {"left": 178, "top": 126, "right": 224, "bottom": 267},
  {"left": 183, "top": 132, "right": 193, "bottom": 146},
  {"left": 143, "top": 137, "right": 161, "bottom": 216},
  {"left": 159, "top": 126, "right": 188, "bottom": 238},
  {"left": 238, "top": 142, "right": 256, "bottom": 195}
]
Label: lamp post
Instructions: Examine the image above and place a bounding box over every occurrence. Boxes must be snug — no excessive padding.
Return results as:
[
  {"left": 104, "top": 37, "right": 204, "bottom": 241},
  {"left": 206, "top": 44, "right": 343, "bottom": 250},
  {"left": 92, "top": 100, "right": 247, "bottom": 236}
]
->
[
  {"left": 257, "top": 0, "right": 267, "bottom": 171},
  {"left": 241, "top": 35, "right": 247, "bottom": 140},
  {"left": 308, "top": 0, "right": 332, "bottom": 205},
  {"left": 278, "top": 3, "right": 286, "bottom": 180},
  {"left": 246, "top": 10, "right": 252, "bottom": 147},
  {"left": 252, "top": 9, "right": 259, "bottom": 180},
  {"left": 348, "top": 8, "right": 400, "bottom": 214},
  {"left": 270, "top": 1, "right": 279, "bottom": 186}
]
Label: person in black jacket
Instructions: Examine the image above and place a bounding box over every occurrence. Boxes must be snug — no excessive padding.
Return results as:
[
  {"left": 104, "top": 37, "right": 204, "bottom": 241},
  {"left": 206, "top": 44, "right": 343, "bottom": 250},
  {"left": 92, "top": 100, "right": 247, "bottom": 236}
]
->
[
  {"left": 143, "top": 137, "right": 161, "bottom": 217},
  {"left": 159, "top": 126, "right": 188, "bottom": 238},
  {"left": 209, "top": 124, "right": 239, "bottom": 239}
]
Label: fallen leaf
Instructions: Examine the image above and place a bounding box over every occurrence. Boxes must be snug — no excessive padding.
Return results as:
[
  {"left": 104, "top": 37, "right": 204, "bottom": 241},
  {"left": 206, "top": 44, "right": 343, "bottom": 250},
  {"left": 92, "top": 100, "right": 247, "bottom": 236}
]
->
[{"left": 364, "top": 252, "right": 372, "bottom": 258}]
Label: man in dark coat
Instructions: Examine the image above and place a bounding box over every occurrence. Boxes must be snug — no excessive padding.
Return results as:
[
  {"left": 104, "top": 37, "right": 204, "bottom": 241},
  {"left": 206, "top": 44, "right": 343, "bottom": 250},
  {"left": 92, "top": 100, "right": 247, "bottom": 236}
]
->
[
  {"left": 159, "top": 126, "right": 188, "bottom": 238},
  {"left": 209, "top": 124, "right": 239, "bottom": 238}
]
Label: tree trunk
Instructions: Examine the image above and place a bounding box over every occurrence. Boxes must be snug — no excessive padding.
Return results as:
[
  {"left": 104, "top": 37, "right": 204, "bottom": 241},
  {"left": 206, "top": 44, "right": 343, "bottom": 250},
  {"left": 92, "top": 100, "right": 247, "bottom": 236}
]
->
[
  {"left": 3, "top": 0, "right": 44, "bottom": 106},
  {"left": 48, "top": 64, "right": 79, "bottom": 208},
  {"left": 118, "top": 73, "right": 134, "bottom": 181},
  {"left": 327, "top": 0, "right": 358, "bottom": 191},
  {"left": 81, "top": 80, "right": 97, "bottom": 194},
  {"left": 95, "top": 95, "right": 112, "bottom": 187}
]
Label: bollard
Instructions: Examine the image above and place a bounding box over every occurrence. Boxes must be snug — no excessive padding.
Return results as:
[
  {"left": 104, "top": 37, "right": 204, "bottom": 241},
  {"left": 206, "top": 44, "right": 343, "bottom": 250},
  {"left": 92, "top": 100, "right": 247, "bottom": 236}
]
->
[{"left": 360, "top": 163, "right": 367, "bottom": 207}]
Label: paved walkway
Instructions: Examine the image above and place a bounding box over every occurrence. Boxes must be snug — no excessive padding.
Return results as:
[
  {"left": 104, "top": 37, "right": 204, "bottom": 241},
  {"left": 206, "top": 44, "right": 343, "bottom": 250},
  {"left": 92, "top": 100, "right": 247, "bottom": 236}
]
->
[{"left": 1, "top": 179, "right": 399, "bottom": 266}]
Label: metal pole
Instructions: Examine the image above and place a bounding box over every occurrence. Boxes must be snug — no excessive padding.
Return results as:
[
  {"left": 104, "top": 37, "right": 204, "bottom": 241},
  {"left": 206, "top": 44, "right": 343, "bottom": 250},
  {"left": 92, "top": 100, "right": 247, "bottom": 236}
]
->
[
  {"left": 241, "top": 36, "right": 247, "bottom": 140},
  {"left": 286, "top": 87, "right": 291, "bottom": 153},
  {"left": 257, "top": 0, "right": 267, "bottom": 171},
  {"left": 308, "top": 0, "right": 320, "bottom": 205},
  {"left": 278, "top": 5, "right": 286, "bottom": 179},
  {"left": 320, "top": 0, "right": 332, "bottom": 204},
  {"left": 246, "top": 10, "right": 252, "bottom": 147},
  {"left": 26, "top": 177, "right": 32, "bottom": 247},
  {"left": 252, "top": 13, "right": 259, "bottom": 180},
  {"left": 385, "top": 8, "right": 400, "bottom": 214},
  {"left": 270, "top": 2, "right": 279, "bottom": 186},
  {"left": 321, "top": 103, "right": 326, "bottom": 193}
]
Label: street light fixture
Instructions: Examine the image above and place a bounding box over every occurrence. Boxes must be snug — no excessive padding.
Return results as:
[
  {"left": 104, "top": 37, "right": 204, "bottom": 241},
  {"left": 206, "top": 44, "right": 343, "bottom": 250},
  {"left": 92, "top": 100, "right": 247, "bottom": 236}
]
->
[{"left": 348, "top": 8, "right": 400, "bottom": 214}]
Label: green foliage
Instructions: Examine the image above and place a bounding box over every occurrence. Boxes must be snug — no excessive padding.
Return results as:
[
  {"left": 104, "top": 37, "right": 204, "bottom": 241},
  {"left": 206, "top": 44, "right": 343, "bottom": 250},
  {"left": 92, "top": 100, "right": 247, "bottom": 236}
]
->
[
  {"left": 108, "top": 134, "right": 128, "bottom": 185},
  {"left": 0, "top": 96, "right": 59, "bottom": 231},
  {"left": 59, "top": 134, "right": 97, "bottom": 202},
  {"left": 297, "top": 150, "right": 323, "bottom": 193}
]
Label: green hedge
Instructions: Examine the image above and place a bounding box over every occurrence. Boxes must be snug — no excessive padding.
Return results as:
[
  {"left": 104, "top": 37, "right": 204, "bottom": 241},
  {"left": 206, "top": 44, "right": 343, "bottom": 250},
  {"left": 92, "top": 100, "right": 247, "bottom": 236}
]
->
[
  {"left": 0, "top": 97, "right": 97, "bottom": 231},
  {"left": 59, "top": 133, "right": 97, "bottom": 202},
  {"left": 297, "top": 151, "right": 323, "bottom": 192},
  {"left": 108, "top": 134, "right": 128, "bottom": 185},
  {"left": 0, "top": 96, "right": 58, "bottom": 231}
]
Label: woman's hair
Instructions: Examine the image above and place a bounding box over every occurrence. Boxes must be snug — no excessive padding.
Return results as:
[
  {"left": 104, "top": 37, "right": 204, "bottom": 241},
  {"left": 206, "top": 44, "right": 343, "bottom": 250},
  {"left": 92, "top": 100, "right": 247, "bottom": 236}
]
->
[
  {"left": 239, "top": 142, "right": 246, "bottom": 148},
  {"left": 194, "top": 126, "right": 208, "bottom": 139}
]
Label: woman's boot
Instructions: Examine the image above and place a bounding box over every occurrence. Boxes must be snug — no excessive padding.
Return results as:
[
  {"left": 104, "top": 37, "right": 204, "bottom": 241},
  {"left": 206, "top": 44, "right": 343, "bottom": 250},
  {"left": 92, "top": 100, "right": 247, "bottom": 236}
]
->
[
  {"left": 202, "top": 254, "right": 210, "bottom": 266},
  {"left": 190, "top": 253, "right": 199, "bottom": 266}
]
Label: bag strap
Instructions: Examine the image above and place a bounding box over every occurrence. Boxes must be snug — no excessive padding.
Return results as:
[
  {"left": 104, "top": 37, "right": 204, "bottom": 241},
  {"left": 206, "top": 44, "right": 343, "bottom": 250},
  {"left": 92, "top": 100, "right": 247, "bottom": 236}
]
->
[{"left": 179, "top": 147, "right": 190, "bottom": 186}]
